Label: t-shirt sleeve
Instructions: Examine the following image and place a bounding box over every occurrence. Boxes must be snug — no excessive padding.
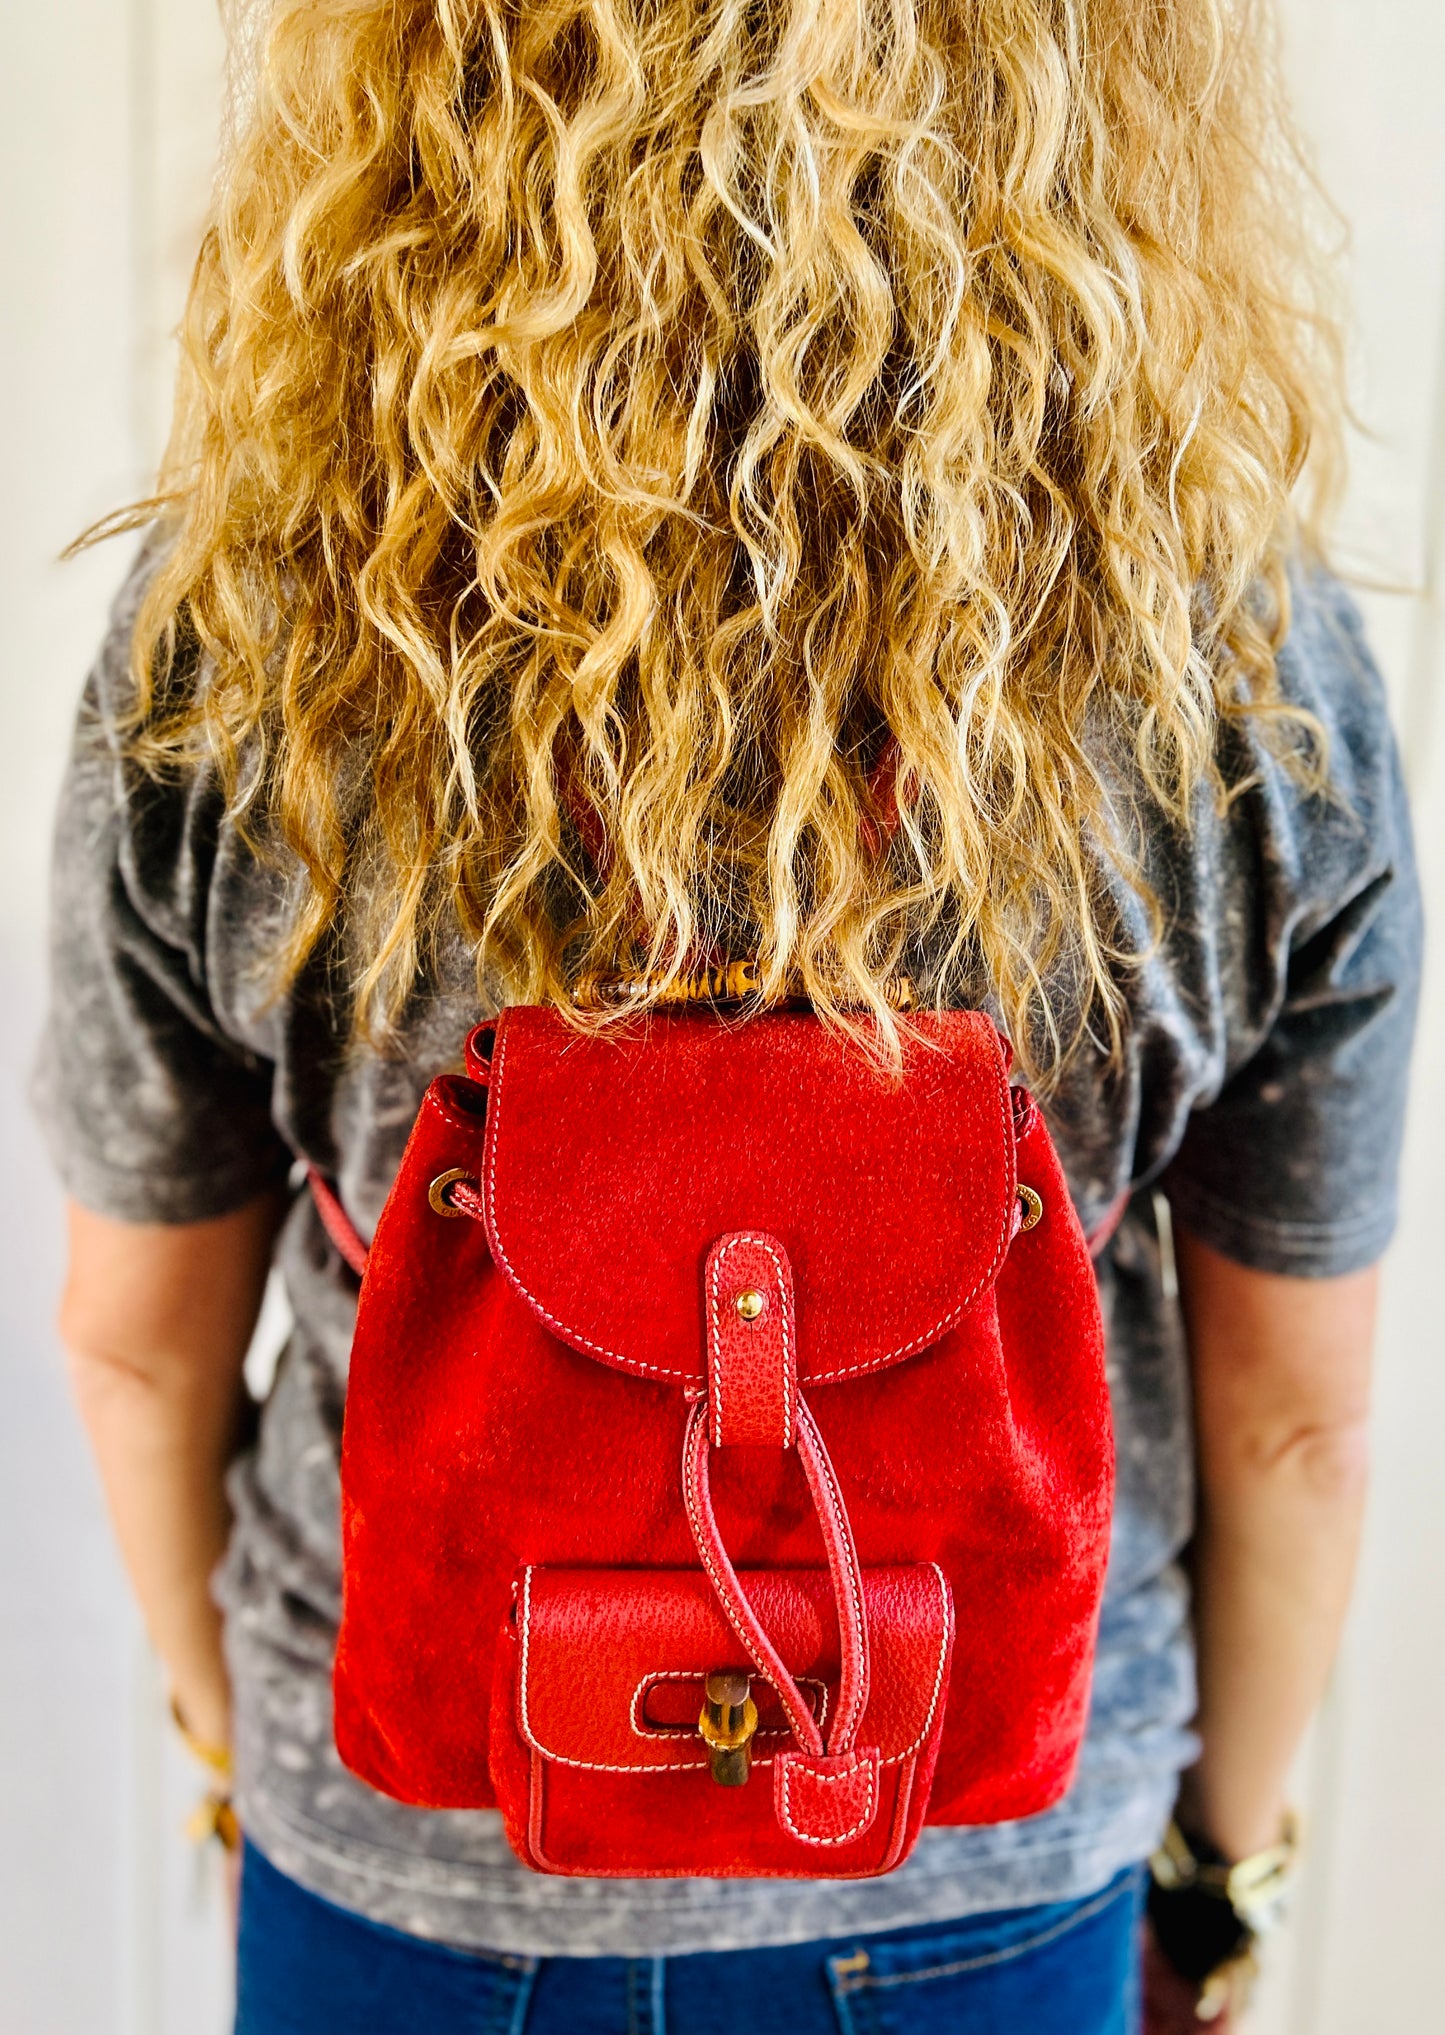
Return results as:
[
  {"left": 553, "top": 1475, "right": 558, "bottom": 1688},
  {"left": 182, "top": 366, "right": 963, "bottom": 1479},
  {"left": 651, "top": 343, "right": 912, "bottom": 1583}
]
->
[
  {"left": 1161, "top": 570, "right": 1423, "bottom": 1277},
  {"left": 32, "top": 542, "right": 292, "bottom": 1224}
]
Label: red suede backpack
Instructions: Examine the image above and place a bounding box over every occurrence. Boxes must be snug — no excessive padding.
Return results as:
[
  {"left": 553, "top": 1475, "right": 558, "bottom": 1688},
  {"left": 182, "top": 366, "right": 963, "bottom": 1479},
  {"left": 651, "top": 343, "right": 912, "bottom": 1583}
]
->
[{"left": 320, "top": 988, "right": 1114, "bottom": 1880}]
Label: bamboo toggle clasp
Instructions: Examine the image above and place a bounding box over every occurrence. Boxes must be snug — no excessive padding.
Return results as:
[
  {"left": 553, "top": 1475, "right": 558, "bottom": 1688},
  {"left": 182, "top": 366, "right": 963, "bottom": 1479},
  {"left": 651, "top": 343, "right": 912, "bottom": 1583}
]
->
[{"left": 697, "top": 1670, "right": 758, "bottom": 1786}]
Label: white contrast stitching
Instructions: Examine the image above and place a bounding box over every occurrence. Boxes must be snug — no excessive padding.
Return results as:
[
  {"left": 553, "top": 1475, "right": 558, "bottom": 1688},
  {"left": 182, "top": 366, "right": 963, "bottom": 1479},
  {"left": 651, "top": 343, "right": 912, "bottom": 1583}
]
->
[
  {"left": 707, "top": 1233, "right": 795, "bottom": 1448},
  {"left": 536, "top": 1751, "right": 712, "bottom": 1773},
  {"left": 706, "top": 1245, "right": 724, "bottom": 1445},
  {"left": 483, "top": 1019, "right": 695, "bottom": 1381},
  {"left": 483, "top": 1013, "right": 1016, "bottom": 1387},
  {"left": 857, "top": 1563, "right": 951, "bottom": 1770},
  {"left": 680, "top": 1404, "right": 824, "bottom": 1754},
  {"left": 805, "top": 1024, "right": 1017, "bottom": 1381},
  {"left": 682, "top": 1407, "right": 779, "bottom": 1663},
  {"left": 518, "top": 1569, "right": 709, "bottom": 1773},
  {"left": 517, "top": 1561, "right": 950, "bottom": 1773},
  {"left": 777, "top": 1752, "right": 878, "bottom": 1845},
  {"left": 628, "top": 1670, "right": 828, "bottom": 1743},
  {"left": 518, "top": 1564, "right": 535, "bottom": 1746},
  {"left": 425, "top": 1087, "right": 490, "bottom": 1137},
  {"left": 902, "top": 1565, "right": 953, "bottom": 1763},
  {"left": 797, "top": 1400, "right": 869, "bottom": 1753}
]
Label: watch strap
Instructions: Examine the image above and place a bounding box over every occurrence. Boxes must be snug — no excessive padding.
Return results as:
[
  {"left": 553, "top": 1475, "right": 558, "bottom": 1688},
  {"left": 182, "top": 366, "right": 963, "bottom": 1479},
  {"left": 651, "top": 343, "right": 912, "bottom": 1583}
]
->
[{"left": 1147, "top": 1812, "right": 1301, "bottom": 1996}]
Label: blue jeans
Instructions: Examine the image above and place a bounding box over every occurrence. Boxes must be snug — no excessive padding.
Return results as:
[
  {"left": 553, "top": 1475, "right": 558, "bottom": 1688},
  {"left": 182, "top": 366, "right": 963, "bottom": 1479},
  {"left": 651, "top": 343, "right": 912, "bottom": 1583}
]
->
[{"left": 235, "top": 1841, "right": 1145, "bottom": 2034}]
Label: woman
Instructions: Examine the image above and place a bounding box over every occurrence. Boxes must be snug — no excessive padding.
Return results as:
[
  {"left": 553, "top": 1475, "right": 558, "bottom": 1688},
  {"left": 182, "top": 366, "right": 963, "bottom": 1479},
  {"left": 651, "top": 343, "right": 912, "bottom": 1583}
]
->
[{"left": 39, "top": 0, "right": 1420, "bottom": 2029}]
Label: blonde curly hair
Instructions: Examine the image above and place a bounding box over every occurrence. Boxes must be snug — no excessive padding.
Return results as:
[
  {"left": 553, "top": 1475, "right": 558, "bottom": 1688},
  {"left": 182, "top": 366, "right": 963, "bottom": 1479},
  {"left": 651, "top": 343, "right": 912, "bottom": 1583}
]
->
[{"left": 116, "top": 0, "right": 1340, "bottom": 1074}]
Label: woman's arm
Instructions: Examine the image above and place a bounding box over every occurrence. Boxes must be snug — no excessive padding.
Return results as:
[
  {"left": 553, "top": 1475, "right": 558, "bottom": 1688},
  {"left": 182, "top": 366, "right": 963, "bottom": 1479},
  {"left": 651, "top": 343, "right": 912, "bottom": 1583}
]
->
[
  {"left": 1173, "top": 1223, "right": 1378, "bottom": 1859},
  {"left": 57, "top": 1192, "right": 285, "bottom": 1752}
]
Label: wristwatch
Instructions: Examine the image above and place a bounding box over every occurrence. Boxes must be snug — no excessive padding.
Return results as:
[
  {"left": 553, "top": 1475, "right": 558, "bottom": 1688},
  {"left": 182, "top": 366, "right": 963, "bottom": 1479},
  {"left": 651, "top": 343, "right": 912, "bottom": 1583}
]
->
[{"left": 1147, "top": 1812, "right": 1301, "bottom": 2021}]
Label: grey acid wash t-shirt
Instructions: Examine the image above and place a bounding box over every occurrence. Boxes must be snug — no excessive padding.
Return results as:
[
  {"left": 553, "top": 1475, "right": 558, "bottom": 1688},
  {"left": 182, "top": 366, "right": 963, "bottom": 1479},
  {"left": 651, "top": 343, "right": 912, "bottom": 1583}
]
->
[{"left": 36, "top": 539, "right": 1421, "bottom": 1956}]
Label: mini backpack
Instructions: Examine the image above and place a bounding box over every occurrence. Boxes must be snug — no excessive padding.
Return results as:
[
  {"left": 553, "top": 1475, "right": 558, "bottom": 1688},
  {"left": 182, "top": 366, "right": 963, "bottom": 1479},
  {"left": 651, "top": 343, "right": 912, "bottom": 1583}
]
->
[{"left": 319, "top": 992, "right": 1114, "bottom": 1880}]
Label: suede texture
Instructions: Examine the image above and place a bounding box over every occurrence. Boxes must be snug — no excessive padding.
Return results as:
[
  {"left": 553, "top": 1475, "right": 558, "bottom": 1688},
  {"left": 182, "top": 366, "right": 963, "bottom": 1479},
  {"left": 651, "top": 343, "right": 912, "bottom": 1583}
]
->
[
  {"left": 477, "top": 1007, "right": 1015, "bottom": 1385},
  {"left": 332, "top": 1006, "right": 1113, "bottom": 1874}
]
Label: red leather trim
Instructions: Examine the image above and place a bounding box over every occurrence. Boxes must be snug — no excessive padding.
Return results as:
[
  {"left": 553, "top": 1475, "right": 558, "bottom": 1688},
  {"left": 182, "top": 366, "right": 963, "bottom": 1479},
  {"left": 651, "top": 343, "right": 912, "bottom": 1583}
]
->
[
  {"left": 1086, "top": 1187, "right": 1131, "bottom": 1260},
  {"left": 681, "top": 1401, "right": 826, "bottom": 1754},
  {"left": 306, "top": 1168, "right": 370, "bottom": 1278},
  {"left": 679, "top": 1391, "right": 874, "bottom": 1768},
  {"left": 464, "top": 1025, "right": 497, "bottom": 1084},
  {"left": 774, "top": 1746, "right": 881, "bottom": 1846},
  {"left": 478, "top": 1006, "right": 1016, "bottom": 1387},
  {"left": 793, "top": 1401, "right": 870, "bottom": 1750},
  {"left": 705, "top": 1233, "right": 797, "bottom": 1450},
  {"left": 516, "top": 1743, "right": 918, "bottom": 1878}
]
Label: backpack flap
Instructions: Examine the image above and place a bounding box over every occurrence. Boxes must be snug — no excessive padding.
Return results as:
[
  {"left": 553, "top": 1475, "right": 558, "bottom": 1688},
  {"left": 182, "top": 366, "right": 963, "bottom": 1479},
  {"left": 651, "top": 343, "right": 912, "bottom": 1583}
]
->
[
  {"left": 490, "top": 1563, "right": 954, "bottom": 1878},
  {"left": 477, "top": 1005, "right": 1016, "bottom": 1387}
]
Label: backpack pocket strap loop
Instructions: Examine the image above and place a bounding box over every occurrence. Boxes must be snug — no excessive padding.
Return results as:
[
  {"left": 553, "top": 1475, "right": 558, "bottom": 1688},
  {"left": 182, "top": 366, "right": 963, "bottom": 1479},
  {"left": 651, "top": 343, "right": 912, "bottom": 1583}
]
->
[
  {"left": 307, "top": 1168, "right": 370, "bottom": 1278},
  {"left": 774, "top": 1746, "right": 881, "bottom": 1847},
  {"left": 681, "top": 1396, "right": 873, "bottom": 1768},
  {"left": 794, "top": 1400, "right": 871, "bottom": 1752}
]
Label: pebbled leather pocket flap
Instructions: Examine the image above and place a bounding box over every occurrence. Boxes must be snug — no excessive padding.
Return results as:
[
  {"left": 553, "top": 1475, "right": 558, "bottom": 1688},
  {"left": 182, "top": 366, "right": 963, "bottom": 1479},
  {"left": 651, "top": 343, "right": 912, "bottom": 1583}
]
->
[{"left": 512, "top": 1563, "right": 953, "bottom": 1774}]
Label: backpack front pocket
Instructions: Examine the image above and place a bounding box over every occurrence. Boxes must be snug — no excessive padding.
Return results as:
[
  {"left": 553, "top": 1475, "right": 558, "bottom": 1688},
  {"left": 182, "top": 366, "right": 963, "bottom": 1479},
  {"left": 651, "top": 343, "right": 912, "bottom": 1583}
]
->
[{"left": 489, "top": 1563, "right": 954, "bottom": 1878}]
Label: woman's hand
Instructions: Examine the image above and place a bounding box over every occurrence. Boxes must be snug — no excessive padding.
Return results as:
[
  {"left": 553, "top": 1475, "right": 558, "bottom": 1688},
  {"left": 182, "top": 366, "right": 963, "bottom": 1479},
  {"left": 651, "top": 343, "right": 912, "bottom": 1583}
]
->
[{"left": 1142, "top": 1923, "right": 1235, "bottom": 2034}]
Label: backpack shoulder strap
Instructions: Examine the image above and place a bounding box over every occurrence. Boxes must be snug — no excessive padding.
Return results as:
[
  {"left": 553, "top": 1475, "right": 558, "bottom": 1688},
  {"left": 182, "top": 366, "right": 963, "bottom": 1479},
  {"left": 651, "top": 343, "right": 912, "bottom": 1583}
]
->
[{"left": 307, "top": 1166, "right": 370, "bottom": 1278}]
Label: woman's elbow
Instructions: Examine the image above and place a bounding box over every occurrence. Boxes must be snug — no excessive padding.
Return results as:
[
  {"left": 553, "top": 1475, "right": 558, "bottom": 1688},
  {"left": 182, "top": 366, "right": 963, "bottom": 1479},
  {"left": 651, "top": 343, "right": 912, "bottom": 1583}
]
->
[
  {"left": 1208, "top": 1412, "right": 1373, "bottom": 1509},
  {"left": 57, "top": 1280, "right": 163, "bottom": 1398}
]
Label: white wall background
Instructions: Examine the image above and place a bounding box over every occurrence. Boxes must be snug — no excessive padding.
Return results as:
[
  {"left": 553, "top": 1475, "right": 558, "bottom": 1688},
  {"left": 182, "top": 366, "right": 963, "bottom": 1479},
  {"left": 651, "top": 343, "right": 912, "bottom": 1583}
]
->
[{"left": 0, "top": 5, "right": 1440, "bottom": 2031}]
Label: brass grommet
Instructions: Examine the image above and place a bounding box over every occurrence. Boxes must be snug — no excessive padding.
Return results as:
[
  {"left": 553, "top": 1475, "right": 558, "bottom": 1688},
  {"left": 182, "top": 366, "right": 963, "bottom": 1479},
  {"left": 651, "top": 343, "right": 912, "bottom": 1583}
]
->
[
  {"left": 734, "top": 1288, "right": 766, "bottom": 1322},
  {"left": 428, "top": 1167, "right": 475, "bottom": 1218},
  {"left": 1017, "top": 1185, "right": 1044, "bottom": 1232}
]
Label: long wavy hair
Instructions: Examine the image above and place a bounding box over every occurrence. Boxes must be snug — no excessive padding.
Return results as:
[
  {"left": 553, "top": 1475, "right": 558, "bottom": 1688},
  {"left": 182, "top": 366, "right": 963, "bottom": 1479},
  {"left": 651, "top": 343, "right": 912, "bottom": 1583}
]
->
[{"left": 115, "top": 0, "right": 1341, "bottom": 1074}]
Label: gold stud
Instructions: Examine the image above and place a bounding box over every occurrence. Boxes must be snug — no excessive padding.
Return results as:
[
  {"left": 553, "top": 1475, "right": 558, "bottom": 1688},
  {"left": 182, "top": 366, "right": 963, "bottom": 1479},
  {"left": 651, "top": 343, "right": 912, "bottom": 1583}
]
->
[
  {"left": 734, "top": 1288, "right": 766, "bottom": 1322},
  {"left": 1017, "top": 1185, "right": 1044, "bottom": 1232}
]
